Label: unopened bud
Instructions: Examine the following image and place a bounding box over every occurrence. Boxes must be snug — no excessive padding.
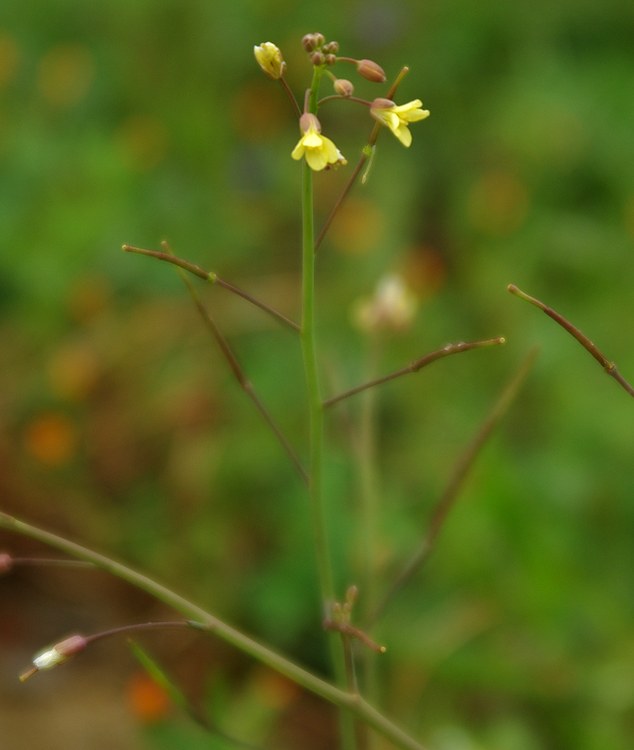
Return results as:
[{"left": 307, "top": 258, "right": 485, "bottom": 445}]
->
[
  {"left": 0, "top": 552, "right": 13, "bottom": 575},
  {"left": 324, "top": 53, "right": 337, "bottom": 66},
  {"left": 356, "top": 58, "right": 386, "bottom": 83},
  {"left": 299, "top": 112, "right": 321, "bottom": 134},
  {"left": 310, "top": 51, "right": 325, "bottom": 66},
  {"left": 253, "top": 42, "right": 285, "bottom": 79},
  {"left": 20, "top": 634, "right": 88, "bottom": 682},
  {"left": 322, "top": 41, "right": 340, "bottom": 54},
  {"left": 334, "top": 78, "right": 354, "bottom": 97},
  {"left": 302, "top": 33, "right": 318, "bottom": 52},
  {"left": 371, "top": 97, "right": 395, "bottom": 111}
]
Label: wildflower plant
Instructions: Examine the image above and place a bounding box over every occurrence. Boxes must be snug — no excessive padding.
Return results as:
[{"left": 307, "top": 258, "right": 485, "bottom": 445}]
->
[{"left": 3, "top": 29, "right": 631, "bottom": 750}]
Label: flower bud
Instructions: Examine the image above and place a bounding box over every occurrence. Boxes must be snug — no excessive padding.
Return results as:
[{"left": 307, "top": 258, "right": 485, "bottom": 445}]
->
[
  {"left": 20, "top": 634, "right": 88, "bottom": 682},
  {"left": 324, "top": 53, "right": 337, "bottom": 66},
  {"left": 323, "top": 41, "right": 340, "bottom": 54},
  {"left": 299, "top": 112, "right": 321, "bottom": 134},
  {"left": 302, "top": 33, "right": 318, "bottom": 52},
  {"left": 356, "top": 58, "right": 386, "bottom": 83},
  {"left": 310, "top": 51, "right": 325, "bottom": 66},
  {"left": 371, "top": 97, "right": 395, "bottom": 110},
  {"left": 334, "top": 78, "right": 354, "bottom": 97},
  {"left": 253, "top": 42, "right": 285, "bottom": 79}
]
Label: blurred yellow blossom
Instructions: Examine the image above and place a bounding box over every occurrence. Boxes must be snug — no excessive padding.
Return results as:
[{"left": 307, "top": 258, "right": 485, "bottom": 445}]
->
[
  {"left": 253, "top": 42, "right": 285, "bottom": 79},
  {"left": 291, "top": 113, "right": 346, "bottom": 171},
  {"left": 353, "top": 273, "right": 417, "bottom": 333},
  {"left": 371, "top": 98, "right": 430, "bottom": 147}
]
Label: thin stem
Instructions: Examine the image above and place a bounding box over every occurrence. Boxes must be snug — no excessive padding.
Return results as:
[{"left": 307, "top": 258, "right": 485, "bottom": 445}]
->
[
  {"left": 302, "top": 64, "right": 358, "bottom": 750},
  {"left": 176, "top": 262, "right": 308, "bottom": 484},
  {"left": 0, "top": 555, "right": 93, "bottom": 572},
  {"left": 324, "top": 337, "right": 506, "bottom": 408},
  {"left": 122, "top": 244, "right": 299, "bottom": 333},
  {"left": 315, "top": 66, "right": 410, "bottom": 252},
  {"left": 356, "top": 341, "right": 382, "bottom": 738},
  {"left": 300, "top": 159, "right": 333, "bottom": 602},
  {"left": 279, "top": 75, "right": 302, "bottom": 118},
  {"left": 508, "top": 284, "right": 634, "bottom": 397},
  {"left": 0, "top": 511, "right": 427, "bottom": 750},
  {"left": 85, "top": 620, "right": 193, "bottom": 646},
  {"left": 372, "top": 348, "right": 538, "bottom": 622}
]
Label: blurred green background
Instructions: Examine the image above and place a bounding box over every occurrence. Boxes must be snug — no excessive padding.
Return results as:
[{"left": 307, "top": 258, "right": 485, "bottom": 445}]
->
[{"left": 1, "top": 1, "right": 634, "bottom": 748}]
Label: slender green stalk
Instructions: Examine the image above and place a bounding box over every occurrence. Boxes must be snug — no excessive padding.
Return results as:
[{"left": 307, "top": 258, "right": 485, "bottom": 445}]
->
[
  {"left": 300, "top": 159, "right": 334, "bottom": 607},
  {"left": 301, "top": 64, "right": 358, "bottom": 750},
  {"left": 0, "top": 511, "right": 426, "bottom": 750},
  {"left": 357, "top": 341, "right": 382, "bottom": 750},
  {"left": 301, "top": 148, "right": 358, "bottom": 750}
]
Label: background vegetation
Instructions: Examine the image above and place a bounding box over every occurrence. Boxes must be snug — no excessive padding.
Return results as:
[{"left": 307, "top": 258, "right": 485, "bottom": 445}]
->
[{"left": 1, "top": 1, "right": 633, "bottom": 748}]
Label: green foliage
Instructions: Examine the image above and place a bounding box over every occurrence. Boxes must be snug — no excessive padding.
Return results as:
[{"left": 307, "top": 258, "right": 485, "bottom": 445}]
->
[{"left": 1, "top": 1, "right": 634, "bottom": 748}]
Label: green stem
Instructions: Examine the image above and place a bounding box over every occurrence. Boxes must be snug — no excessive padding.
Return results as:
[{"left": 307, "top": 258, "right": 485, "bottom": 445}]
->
[
  {"left": 301, "top": 159, "right": 334, "bottom": 609},
  {"left": 0, "top": 511, "right": 426, "bottom": 750},
  {"left": 301, "top": 65, "right": 357, "bottom": 750}
]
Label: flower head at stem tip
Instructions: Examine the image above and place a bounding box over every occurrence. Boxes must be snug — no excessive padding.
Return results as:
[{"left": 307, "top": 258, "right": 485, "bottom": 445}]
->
[
  {"left": 20, "top": 635, "right": 88, "bottom": 682},
  {"left": 254, "top": 42, "right": 285, "bottom": 79},
  {"left": 370, "top": 98, "right": 430, "bottom": 147},
  {"left": 291, "top": 113, "right": 347, "bottom": 171}
]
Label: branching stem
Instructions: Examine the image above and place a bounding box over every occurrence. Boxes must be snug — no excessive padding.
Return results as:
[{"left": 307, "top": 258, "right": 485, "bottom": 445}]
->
[
  {"left": 0, "top": 511, "right": 427, "bottom": 750},
  {"left": 324, "top": 337, "right": 506, "bottom": 408},
  {"left": 122, "top": 244, "right": 299, "bottom": 332},
  {"left": 371, "top": 348, "right": 538, "bottom": 622}
]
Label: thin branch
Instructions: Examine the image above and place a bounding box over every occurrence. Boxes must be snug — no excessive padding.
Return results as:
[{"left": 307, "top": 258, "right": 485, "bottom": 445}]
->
[
  {"left": 371, "top": 348, "right": 538, "bottom": 623},
  {"left": 0, "top": 553, "right": 94, "bottom": 573},
  {"left": 122, "top": 244, "right": 300, "bottom": 333},
  {"left": 324, "top": 337, "right": 506, "bottom": 408},
  {"left": 0, "top": 511, "right": 428, "bottom": 750},
  {"left": 173, "top": 252, "right": 308, "bottom": 485},
  {"left": 315, "top": 66, "right": 410, "bottom": 251},
  {"left": 278, "top": 75, "right": 302, "bottom": 118},
  {"left": 508, "top": 284, "right": 634, "bottom": 397}
]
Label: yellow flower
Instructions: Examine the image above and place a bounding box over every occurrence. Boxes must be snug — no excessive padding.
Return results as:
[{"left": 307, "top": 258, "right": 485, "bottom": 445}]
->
[
  {"left": 253, "top": 42, "right": 285, "bottom": 79},
  {"left": 370, "top": 98, "right": 430, "bottom": 147},
  {"left": 291, "top": 113, "right": 346, "bottom": 171}
]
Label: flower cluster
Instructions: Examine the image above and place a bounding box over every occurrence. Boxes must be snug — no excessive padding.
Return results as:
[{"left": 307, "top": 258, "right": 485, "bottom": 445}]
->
[{"left": 253, "top": 35, "right": 430, "bottom": 171}]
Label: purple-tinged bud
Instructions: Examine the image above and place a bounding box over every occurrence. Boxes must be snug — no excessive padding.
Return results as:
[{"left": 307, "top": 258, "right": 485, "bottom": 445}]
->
[
  {"left": 313, "top": 32, "right": 325, "bottom": 48},
  {"left": 299, "top": 112, "right": 321, "bottom": 134},
  {"left": 310, "top": 51, "right": 325, "bottom": 66},
  {"left": 334, "top": 78, "right": 354, "bottom": 97},
  {"left": 324, "top": 53, "right": 337, "bottom": 66},
  {"left": 371, "top": 97, "right": 395, "bottom": 111},
  {"left": 357, "top": 58, "right": 386, "bottom": 83},
  {"left": 323, "top": 41, "right": 339, "bottom": 54},
  {"left": 0, "top": 552, "right": 13, "bottom": 575},
  {"left": 20, "top": 634, "right": 88, "bottom": 682},
  {"left": 302, "top": 33, "right": 317, "bottom": 52}
]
